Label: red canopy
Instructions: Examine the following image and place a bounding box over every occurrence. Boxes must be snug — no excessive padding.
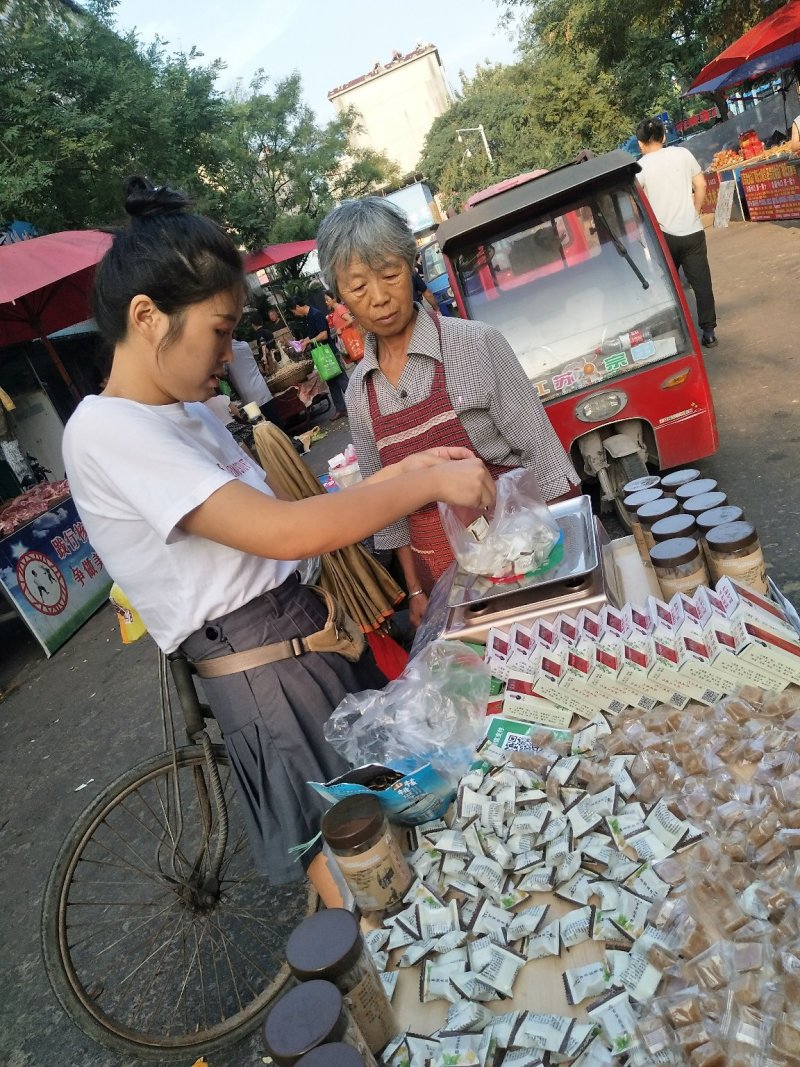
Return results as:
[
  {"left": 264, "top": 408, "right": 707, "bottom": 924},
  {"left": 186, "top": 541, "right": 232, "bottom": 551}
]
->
[
  {"left": 243, "top": 239, "right": 316, "bottom": 274},
  {"left": 687, "top": 0, "right": 800, "bottom": 95},
  {"left": 0, "top": 230, "right": 112, "bottom": 348}
]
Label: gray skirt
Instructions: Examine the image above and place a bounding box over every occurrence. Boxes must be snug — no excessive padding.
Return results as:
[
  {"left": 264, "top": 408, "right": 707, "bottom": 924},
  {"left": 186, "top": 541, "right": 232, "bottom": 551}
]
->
[{"left": 180, "top": 574, "right": 386, "bottom": 884}]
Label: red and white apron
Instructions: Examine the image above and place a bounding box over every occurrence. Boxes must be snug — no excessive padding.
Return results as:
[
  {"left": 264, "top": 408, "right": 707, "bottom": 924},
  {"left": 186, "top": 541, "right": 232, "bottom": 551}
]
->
[{"left": 366, "top": 318, "right": 513, "bottom": 592}]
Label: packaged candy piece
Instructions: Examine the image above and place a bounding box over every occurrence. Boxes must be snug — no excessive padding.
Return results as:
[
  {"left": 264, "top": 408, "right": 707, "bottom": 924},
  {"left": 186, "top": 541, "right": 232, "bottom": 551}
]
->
[
  {"left": 440, "top": 1001, "right": 496, "bottom": 1036},
  {"left": 690, "top": 1040, "right": 727, "bottom": 1066},
  {"left": 559, "top": 905, "right": 596, "bottom": 948},
  {"left": 619, "top": 952, "right": 663, "bottom": 1003},
  {"left": 526, "top": 920, "right": 561, "bottom": 960},
  {"left": 587, "top": 989, "right": 639, "bottom": 1056},
  {"left": 562, "top": 961, "right": 611, "bottom": 1006},
  {"left": 516, "top": 1012, "right": 574, "bottom": 1053}
]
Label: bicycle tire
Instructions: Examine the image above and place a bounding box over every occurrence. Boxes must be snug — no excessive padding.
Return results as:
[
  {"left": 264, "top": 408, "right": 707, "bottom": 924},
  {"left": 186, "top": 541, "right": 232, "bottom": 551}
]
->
[{"left": 41, "top": 745, "right": 318, "bottom": 1062}]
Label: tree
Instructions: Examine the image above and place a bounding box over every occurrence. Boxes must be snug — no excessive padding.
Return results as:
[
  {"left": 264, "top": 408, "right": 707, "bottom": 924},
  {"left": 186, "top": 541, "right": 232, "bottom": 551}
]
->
[
  {"left": 213, "top": 73, "right": 399, "bottom": 251},
  {"left": 418, "top": 53, "right": 627, "bottom": 210},
  {"left": 0, "top": 0, "right": 228, "bottom": 230},
  {"left": 507, "top": 0, "right": 788, "bottom": 124}
]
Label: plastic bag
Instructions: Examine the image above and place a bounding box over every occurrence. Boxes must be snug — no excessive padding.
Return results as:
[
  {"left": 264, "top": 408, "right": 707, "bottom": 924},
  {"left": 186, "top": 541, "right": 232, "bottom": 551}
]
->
[
  {"left": 438, "top": 466, "right": 561, "bottom": 579},
  {"left": 310, "top": 342, "right": 342, "bottom": 381},
  {"left": 324, "top": 640, "right": 492, "bottom": 787}
]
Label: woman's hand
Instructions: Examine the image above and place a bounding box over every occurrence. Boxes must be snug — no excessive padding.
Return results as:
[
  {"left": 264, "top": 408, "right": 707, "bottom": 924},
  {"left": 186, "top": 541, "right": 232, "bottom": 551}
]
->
[
  {"left": 436, "top": 457, "right": 496, "bottom": 510},
  {"left": 395, "top": 447, "right": 475, "bottom": 475},
  {"left": 409, "top": 591, "right": 429, "bottom": 629}
]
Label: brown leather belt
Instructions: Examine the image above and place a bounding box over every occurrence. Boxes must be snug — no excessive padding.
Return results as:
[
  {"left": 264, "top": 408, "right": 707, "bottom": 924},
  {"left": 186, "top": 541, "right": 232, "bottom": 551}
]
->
[{"left": 192, "top": 587, "right": 365, "bottom": 679}]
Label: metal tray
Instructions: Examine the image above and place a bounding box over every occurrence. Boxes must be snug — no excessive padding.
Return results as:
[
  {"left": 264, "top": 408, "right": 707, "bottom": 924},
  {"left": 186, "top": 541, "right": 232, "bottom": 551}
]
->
[{"left": 447, "top": 494, "right": 600, "bottom": 609}]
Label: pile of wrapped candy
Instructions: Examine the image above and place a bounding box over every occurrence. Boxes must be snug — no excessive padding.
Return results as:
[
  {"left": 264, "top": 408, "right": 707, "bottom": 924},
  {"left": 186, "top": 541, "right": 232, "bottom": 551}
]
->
[{"left": 361, "top": 685, "right": 800, "bottom": 1066}]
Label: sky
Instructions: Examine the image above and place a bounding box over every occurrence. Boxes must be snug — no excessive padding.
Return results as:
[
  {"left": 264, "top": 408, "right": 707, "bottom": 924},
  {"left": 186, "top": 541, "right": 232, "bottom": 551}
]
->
[{"left": 112, "top": 0, "right": 521, "bottom": 118}]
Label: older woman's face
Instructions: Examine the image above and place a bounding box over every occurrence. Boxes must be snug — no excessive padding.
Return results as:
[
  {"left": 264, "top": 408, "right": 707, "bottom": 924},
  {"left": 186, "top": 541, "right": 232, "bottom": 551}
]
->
[{"left": 337, "top": 255, "right": 414, "bottom": 339}]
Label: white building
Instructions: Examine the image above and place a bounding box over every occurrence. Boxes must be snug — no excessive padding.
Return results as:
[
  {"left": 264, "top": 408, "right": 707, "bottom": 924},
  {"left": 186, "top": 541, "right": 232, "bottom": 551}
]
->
[{"left": 328, "top": 44, "right": 452, "bottom": 177}]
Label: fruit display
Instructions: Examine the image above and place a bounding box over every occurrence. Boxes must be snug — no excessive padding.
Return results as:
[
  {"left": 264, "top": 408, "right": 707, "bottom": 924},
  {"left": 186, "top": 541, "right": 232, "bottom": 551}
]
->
[{"left": 710, "top": 149, "right": 744, "bottom": 170}]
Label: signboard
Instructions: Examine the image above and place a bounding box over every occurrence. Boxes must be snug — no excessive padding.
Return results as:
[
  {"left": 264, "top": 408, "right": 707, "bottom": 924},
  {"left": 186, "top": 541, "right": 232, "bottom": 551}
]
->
[
  {"left": 714, "top": 180, "right": 736, "bottom": 228},
  {"left": 702, "top": 171, "right": 720, "bottom": 215},
  {"left": 0, "top": 495, "right": 112, "bottom": 655},
  {"left": 740, "top": 160, "right": 800, "bottom": 221},
  {"left": 385, "top": 183, "right": 436, "bottom": 235}
]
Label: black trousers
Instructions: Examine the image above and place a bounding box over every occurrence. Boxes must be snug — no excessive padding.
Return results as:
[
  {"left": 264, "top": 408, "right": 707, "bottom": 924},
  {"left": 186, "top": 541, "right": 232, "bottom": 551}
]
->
[{"left": 663, "top": 229, "right": 717, "bottom": 332}]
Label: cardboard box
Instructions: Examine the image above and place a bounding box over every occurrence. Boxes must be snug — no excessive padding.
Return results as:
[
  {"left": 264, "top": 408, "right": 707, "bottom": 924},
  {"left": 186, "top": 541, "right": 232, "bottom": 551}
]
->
[
  {"left": 731, "top": 618, "right": 800, "bottom": 687},
  {"left": 712, "top": 577, "right": 796, "bottom": 639},
  {"left": 704, "top": 621, "right": 790, "bottom": 691}
]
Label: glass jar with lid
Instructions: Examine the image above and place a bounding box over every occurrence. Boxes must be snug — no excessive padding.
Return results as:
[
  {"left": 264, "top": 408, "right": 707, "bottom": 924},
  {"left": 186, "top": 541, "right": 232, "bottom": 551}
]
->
[
  {"left": 651, "top": 513, "right": 699, "bottom": 543},
  {"left": 320, "top": 794, "right": 412, "bottom": 915},
  {"left": 262, "top": 980, "right": 377, "bottom": 1066},
  {"left": 660, "top": 469, "right": 700, "bottom": 496},
  {"left": 675, "top": 477, "right": 718, "bottom": 503},
  {"left": 682, "top": 490, "right": 729, "bottom": 517},
  {"left": 637, "top": 497, "right": 680, "bottom": 552},
  {"left": 623, "top": 475, "right": 661, "bottom": 495},
  {"left": 286, "top": 909, "right": 396, "bottom": 1054},
  {"left": 704, "top": 521, "right": 768, "bottom": 595},
  {"left": 649, "top": 537, "right": 710, "bottom": 599},
  {"left": 624, "top": 487, "right": 664, "bottom": 564},
  {"left": 695, "top": 505, "right": 744, "bottom": 534}
]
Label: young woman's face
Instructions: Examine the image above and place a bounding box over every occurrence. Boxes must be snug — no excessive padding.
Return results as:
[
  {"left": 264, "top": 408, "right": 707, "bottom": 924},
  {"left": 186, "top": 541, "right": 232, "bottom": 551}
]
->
[
  {"left": 337, "top": 255, "right": 414, "bottom": 339},
  {"left": 154, "top": 289, "right": 243, "bottom": 403}
]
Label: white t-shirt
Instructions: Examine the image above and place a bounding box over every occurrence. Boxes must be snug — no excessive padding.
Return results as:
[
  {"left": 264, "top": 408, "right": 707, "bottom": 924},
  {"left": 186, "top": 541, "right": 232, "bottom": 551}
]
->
[
  {"left": 227, "top": 340, "right": 272, "bottom": 407},
  {"left": 63, "top": 396, "right": 299, "bottom": 652},
  {"left": 637, "top": 146, "right": 703, "bottom": 237}
]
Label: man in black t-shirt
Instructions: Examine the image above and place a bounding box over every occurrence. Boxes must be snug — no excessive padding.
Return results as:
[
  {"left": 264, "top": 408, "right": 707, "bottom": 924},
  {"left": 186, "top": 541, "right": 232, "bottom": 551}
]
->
[{"left": 289, "top": 295, "right": 348, "bottom": 421}]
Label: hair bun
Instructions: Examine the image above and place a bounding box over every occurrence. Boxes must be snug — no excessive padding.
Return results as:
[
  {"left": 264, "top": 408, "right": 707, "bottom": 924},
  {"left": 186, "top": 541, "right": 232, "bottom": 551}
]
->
[{"left": 123, "top": 175, "right": 192, "bottom": 220}]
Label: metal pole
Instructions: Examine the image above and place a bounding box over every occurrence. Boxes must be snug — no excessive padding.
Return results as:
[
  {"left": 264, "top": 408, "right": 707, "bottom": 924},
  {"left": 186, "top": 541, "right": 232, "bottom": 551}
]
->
[{"left": 478, "top": 124, "right": 493, "bottom": 164}]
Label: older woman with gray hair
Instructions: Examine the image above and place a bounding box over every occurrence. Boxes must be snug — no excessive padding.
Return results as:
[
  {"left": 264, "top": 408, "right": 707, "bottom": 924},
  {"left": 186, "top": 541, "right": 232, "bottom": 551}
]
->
[{"left": 317, "top": 196, "right": 580, "bottom": 627}]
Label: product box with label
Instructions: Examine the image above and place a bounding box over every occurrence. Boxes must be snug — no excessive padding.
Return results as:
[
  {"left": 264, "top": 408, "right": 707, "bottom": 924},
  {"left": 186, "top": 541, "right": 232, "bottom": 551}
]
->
[{"left": 703, "top": 620, "right": 790, "bottom": 691}]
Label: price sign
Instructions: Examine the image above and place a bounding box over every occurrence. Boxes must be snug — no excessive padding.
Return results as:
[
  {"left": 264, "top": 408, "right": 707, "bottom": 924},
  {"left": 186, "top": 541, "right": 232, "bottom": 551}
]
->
[{"left": 714, "top": 180, "right": 736, "bottom": 228}]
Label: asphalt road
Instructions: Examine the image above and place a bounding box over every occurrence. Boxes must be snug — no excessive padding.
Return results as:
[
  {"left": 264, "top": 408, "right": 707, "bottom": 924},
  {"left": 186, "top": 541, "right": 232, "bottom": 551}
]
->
[{"left": 1, "top": 219, "right": 799, "bottom": 1067}]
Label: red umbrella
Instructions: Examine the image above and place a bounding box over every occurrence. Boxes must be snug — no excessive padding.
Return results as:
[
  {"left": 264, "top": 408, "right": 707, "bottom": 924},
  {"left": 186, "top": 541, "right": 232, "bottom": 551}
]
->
[
  {"left": 0, "top": 230, "right": 112, "bottom": 402},
  {"left": 686, "top": 0, "right": 800, "bottom": 95},
  {"left": 243, "top": 238, "right": 316, "bottom": 274}
]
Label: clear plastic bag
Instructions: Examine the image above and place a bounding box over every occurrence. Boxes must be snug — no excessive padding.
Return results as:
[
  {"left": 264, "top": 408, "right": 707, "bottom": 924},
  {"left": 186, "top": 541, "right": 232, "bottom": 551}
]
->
[
  {"left": 438, "top": 466, "right": 561, "bottom": 579},
  {"left": 323, "top": 640, "right": 493, "bottom": 786}
]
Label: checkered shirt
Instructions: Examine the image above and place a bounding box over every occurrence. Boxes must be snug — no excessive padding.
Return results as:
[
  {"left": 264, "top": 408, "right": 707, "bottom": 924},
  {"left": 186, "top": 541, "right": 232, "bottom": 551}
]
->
[{"left": 345, "top": 309, "right": 580, "bottom": 551}]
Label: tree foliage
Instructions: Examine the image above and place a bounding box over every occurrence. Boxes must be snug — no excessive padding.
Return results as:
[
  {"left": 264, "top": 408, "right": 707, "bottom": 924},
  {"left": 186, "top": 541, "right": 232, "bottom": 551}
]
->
[
  {"left": 0, "top": 0, "right": 398, "bottom": 250},
  {"left": 509, "top": 0, "right": 788, "bottom": 121},
  {"left": 418, "top": 52, "right": 627, "bottom": 210}
]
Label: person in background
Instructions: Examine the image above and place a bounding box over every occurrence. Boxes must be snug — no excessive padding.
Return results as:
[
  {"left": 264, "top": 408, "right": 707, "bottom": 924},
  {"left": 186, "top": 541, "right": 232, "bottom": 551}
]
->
[
  {"left": 323, "top": 290, "right": 364, "bottom": 363},
  {"left": 252, "top": 307, "right": 283, "bottom": 369},
  {"left": 636, "top": 116, "right": 718, "bottom": 348},
  {"left": 63, "top": 176, "right": 496, "bottom": 905},
  {"left": 316, "top": 196, "right": 580, "bottom": 628},
  {"left": 412, "top": 268, "right": 439, "bottom": 312},
  {"left": 227, "top": 337, "right": 285, "bottom": 429},
  {"left": 289, "top": 293, "right": 349, "bottom": 422}
]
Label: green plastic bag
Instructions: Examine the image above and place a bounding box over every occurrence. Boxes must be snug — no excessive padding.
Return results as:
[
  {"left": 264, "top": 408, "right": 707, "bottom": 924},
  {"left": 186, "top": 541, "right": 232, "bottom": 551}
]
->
[{"left": 310, "top": 342, "right": 342, "bottom": 381}]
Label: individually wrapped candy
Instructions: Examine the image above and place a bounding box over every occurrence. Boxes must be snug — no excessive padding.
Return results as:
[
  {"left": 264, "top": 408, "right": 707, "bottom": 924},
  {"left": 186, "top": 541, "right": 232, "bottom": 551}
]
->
[{"left": 438, "top": 467, "right": 561, "bottom": 579}]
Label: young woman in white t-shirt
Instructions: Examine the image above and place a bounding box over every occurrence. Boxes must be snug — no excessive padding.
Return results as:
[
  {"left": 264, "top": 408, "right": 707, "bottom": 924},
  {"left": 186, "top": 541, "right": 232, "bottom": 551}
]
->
[{"left": 62, "top": 177, "right": 495, "bottom": 904}]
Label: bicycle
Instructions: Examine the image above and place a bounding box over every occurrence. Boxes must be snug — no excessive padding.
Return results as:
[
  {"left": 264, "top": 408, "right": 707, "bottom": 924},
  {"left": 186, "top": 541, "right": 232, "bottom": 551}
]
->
[{"left": 41, "top": 647, "right": 318, "bottom": 1062}]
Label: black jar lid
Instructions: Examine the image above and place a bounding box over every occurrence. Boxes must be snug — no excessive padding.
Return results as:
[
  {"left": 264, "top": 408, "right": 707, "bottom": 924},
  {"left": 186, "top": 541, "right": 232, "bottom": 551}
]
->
[
  {"left": 262, "top": 981, "right": 345, "bottom": 1064},
  {"left": 651, "top": 513, "right": 698, "bottom": 542},
  {"left": 675, "top": 477, "right": 718, "bottom": 500},
  {"left": 660, "top": 468, "right": 700, "bottom": 490},
  {"left": 682, "top": 491, "right": 728, "bottom": 516},
  {"left": 637, "top": 497, "right": 679, "bottom": 527},
  {"left": 286, "top": 908, "right": 363, "bottom": 981},
  {"left": 623, "top": 487, "right": 663, "bottom": 510},
  {"left": 320, "top": 794, "right": 384, "bottom": 852},
  {"left": 297, "top": 1045, "right": 367, "bottom": 1067},
  {"left": 623, "top": 475, "right": 661, "bottom": 495},
  {"left": 696, "top": 505, "right": 744, "bottom": 531},
  {"left": 705, "top": 521, "right": 759, "bottom": 553},
  {"left": 649, "top": 537, "right": 702, "bottom": 568}
]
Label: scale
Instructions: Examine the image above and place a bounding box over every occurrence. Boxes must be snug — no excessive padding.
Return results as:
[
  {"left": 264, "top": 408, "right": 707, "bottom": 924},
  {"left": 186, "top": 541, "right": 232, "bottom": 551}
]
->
[{"left": 413, "top": 497, "right": 617, "bottom": 649}]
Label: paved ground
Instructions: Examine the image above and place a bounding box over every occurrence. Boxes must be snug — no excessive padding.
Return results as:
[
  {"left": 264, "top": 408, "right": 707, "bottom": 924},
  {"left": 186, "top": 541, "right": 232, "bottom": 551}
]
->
[{"left": 1, "top": 220, "right": 799, "bottom": 1066}]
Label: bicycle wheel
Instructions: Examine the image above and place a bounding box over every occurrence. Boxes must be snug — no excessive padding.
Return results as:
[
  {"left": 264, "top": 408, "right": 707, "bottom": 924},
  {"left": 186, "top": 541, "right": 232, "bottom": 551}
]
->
[{"left": 42, "top": 745, "right": 318, "bottom": 1062}]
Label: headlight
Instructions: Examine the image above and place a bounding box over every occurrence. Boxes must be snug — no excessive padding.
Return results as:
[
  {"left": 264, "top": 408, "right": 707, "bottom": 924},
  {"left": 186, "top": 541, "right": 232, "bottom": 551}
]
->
[
  {"left": 446, "top": 286, "right": 454, "bottom": 298},
  {"left": 574, "top": 390, "right": 628, "bottom": 423}
]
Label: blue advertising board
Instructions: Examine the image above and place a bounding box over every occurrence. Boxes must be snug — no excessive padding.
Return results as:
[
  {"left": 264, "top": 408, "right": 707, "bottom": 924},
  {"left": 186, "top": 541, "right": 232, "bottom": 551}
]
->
[{"left": 0, "top": 495, "right": 112, "bottom": 655}]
